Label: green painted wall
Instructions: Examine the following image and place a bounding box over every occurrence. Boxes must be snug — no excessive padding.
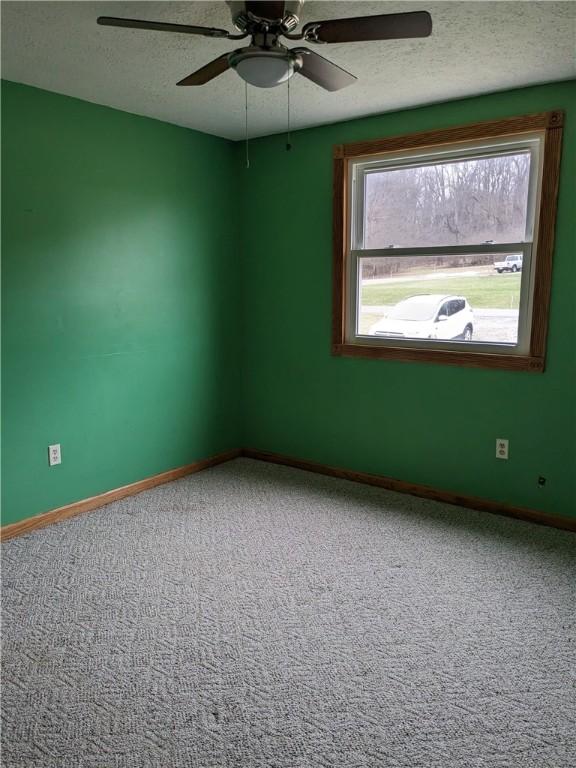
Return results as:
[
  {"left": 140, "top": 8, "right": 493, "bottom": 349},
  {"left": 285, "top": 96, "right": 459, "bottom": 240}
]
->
[
  {"left": 240, "top": 80, "right": 576, "bottom": 518},
  {"left": 1, "top": 81, "right": 241, "bottom": 525},
  {"left": 2, "top": 79, "right": 574, "bottom": 526}
]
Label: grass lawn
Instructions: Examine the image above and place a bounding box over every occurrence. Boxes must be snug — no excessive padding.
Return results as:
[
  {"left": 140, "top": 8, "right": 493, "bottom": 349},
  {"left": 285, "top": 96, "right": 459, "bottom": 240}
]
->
[{"left": 362, "top": 272, "right": 521, "bottom": 309}]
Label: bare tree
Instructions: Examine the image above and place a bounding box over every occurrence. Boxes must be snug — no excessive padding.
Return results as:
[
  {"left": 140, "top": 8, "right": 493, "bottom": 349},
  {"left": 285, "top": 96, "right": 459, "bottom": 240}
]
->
[{"left": 364, "top": 152, "right": 530, "bottom": 250}]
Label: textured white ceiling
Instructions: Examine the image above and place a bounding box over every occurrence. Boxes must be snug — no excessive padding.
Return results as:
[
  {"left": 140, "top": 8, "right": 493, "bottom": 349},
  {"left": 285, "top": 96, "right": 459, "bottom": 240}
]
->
[{"left": 2, "top": 1, "right": 575, "bottom": 140}]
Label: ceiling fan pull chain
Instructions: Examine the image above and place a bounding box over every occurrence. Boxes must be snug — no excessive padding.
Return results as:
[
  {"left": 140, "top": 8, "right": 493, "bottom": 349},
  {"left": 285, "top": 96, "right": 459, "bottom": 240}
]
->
[
  {"left": 245, "top": 81, "right": 250, "bottom": 169},
  {"left": 286, "top": 77, "right": 292, "bottom": 152}
]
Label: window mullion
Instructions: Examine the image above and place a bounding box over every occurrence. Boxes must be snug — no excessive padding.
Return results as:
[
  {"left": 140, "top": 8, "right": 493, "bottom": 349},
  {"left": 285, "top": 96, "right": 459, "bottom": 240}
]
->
[{"left": 352, "top": 243, "right": 528, "bottom": 260}]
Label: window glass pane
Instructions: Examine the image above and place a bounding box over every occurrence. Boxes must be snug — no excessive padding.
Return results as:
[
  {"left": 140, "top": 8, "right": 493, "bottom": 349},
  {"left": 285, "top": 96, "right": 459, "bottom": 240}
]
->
[
  {"left": 363, "top": 152, "right": 531, "bottom": 249},
  {"left": 358, "top": 253, "right": 522, "bottom": 345}
]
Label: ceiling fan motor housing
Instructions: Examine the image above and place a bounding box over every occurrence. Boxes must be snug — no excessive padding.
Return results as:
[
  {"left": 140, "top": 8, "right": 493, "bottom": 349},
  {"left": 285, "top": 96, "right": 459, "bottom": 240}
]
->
[{"left": 227, "top": 1, "right": 304, "bottom": 32}]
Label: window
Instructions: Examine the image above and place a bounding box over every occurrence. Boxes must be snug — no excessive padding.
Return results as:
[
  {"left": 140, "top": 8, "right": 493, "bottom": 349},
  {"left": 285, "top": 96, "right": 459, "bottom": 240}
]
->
[{"left": 332, "top": 112, "right": 564, "bottom": 371}]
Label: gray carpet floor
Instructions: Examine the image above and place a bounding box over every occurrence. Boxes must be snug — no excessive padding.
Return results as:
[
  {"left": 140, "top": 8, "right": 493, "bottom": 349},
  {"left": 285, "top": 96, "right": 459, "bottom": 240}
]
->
[{"left": 2, "top": 458, "right": 575, "bottom": 768}]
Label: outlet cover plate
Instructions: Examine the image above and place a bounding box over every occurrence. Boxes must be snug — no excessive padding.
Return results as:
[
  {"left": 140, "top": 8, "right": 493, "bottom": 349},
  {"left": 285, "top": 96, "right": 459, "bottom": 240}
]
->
[
  {"left": 48, "top": 443, "right": 61, "bottom": 466},
  {"left": 496, "top": 438, "right": 509, "bottom": 460}
]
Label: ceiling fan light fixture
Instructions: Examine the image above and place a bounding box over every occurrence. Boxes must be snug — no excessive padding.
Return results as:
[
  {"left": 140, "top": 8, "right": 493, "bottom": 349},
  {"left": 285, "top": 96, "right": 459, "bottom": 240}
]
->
[{"left": 231, "top": 49, "right": 302, "bottom": 88}]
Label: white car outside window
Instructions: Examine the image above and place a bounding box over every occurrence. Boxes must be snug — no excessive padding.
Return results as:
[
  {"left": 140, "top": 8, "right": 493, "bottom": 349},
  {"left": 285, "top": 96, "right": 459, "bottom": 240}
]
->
[{"left": 369, "top": 294, "right": 474, "bottom": 341}]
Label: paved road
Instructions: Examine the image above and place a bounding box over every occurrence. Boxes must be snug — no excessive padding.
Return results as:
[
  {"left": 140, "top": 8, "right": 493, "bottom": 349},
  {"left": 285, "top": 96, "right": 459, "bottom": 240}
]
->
[{"left": 474, "top": 312, "right": 518, "bottom": 343}]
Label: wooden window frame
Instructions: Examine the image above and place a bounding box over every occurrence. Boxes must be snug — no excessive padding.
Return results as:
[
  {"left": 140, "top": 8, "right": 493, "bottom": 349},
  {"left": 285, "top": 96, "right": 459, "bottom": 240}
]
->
[{"left": 332, "top": 111, "right": 564, "bottom": 372}]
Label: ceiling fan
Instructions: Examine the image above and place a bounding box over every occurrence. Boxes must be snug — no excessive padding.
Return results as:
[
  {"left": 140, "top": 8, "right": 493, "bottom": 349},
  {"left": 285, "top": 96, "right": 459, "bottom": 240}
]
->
[{"left": 97, "top": 1, "right": 432, "bottom": 91}]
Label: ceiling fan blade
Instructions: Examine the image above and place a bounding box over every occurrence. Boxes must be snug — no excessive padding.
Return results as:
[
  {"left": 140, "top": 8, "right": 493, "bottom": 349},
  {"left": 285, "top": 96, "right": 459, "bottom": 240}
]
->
[
  {"left": 245, "top": 2, "right": 286, "bottom": 20},
  {"left": 97, "top": 16, "right": 231, "bottom": 39},
  {"left": 293, "top": 48, "right": 356, "bottom": 92},
  {"left": 176, "top": 54, "right": 231, "bottom": 86},
  {"left": 302, "top": 11, "right": 432, "bottom": 44}
]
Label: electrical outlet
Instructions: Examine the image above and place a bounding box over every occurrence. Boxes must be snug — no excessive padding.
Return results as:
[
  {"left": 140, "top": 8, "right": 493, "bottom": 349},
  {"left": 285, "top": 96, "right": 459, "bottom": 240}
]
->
[
  {"left": 48, "top": 443, "right": 61, "bottom": 466},
  {"left": 496, "top": 438, "right": 509, "bottom": 460}
]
